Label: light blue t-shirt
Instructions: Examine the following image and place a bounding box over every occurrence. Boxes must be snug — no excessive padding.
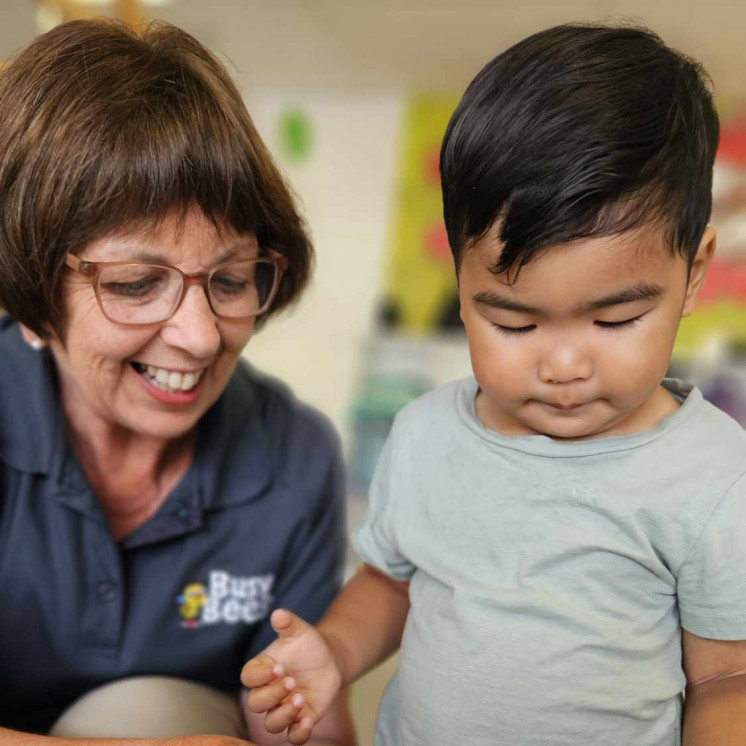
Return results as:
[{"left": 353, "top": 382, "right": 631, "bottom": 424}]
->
[{"left": 353, "top": 379, "right": 746, "bottom": 746}]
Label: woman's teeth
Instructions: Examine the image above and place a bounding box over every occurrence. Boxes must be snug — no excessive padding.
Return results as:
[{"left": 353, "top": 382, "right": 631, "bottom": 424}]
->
[{"left": 134, "top": 363, "right": 205, "bottom": 393}]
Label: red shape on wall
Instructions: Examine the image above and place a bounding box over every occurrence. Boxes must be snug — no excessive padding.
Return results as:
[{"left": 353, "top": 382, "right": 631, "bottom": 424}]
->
[
  {"left": 719, "top": 113, "right": 746, "bottom": 166},
  {"left": 425, "top": 221, "right": 451, "bottom": 263},
  {"left": 698, "top": 259, "right": 746, "bottom": 304}
]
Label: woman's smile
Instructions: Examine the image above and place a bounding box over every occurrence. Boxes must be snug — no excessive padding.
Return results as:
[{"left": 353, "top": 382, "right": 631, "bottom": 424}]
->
[{"left": 131, "top": 361, "right": 208, "bottom": 404}]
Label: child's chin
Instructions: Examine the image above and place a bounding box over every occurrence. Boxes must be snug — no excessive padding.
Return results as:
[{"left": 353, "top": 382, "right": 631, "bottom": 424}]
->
[{"left": 534, "top": 416, "right": 601, "bottom": 441}]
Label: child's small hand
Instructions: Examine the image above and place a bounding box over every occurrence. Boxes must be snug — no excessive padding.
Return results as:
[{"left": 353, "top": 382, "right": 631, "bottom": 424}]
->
[{"left": 241, "top": 608, "right": 343, "bottom": 745}]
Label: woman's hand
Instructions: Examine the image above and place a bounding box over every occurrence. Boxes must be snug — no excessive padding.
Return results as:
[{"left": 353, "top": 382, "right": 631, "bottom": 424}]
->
[{"left": 241, "top": 609, "right": 343, "bottom": 745}]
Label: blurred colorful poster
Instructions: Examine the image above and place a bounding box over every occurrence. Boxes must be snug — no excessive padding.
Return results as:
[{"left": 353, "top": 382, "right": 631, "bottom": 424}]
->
[
  {"left": 381, "top": 95, "right": 459, "bottom": 334},
  {"left": 675, "top": 101, "right": 746, "bottom": 356}
]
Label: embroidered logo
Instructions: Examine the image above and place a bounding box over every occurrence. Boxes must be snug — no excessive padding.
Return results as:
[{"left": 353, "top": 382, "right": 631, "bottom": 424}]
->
[{"left": 176, "top": 570, "right": 274, "bottom": 628}]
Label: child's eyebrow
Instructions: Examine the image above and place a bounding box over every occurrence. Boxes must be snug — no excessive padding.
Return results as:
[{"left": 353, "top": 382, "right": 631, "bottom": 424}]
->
[
  {"left": 473, "top": 291, "right": 544, "bottom": 316},
  {"left": 578, "top": 283, "right": 665, "bottom": 312},
  {"left": 473, "top": 282, "right": 664, "bottom": 316}
]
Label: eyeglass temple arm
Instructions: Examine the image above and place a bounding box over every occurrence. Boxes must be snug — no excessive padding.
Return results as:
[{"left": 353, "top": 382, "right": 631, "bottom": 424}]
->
[{"left": 65, "top": 254, "right": 96, "bottom": 276}]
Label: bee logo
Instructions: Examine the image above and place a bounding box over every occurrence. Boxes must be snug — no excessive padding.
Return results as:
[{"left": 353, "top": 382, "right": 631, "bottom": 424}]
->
[{"left": 176, "top": 583, "right": 208, "bottom": 627}]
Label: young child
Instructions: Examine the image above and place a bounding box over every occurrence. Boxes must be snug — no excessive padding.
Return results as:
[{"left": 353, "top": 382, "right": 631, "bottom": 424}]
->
[{"left": 242, "top": 23, "right": 746, "bottom": 746}]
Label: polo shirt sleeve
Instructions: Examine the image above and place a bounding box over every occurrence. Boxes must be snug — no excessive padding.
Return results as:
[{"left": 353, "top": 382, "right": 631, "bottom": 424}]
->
[
  {"left": 245, "top": 440, "right": 346, "bottom": 658},
  {"left": 353, "top": 417, "right": 416, "bottom": 582},
  {"left": 677, "top": 472, "right": 746, "bottom": 640}
]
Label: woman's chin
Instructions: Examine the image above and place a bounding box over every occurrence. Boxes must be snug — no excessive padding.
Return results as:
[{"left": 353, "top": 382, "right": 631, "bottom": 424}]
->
[
  {"left": 131, "top": 416, "right": 201, "bottom": 441},
  {"left": 115, "top": 401, "right": 206, "bottom": 441}
]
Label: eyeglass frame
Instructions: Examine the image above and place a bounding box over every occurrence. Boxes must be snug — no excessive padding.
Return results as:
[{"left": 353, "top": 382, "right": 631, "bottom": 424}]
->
[{"left": 64, "top": 250, "right": 288, "bottom": 326}]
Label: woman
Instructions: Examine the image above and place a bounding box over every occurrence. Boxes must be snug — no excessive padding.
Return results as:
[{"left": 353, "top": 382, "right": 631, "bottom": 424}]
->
[{"left": 0, "top": 18, "right": 355, "bottom": 746}]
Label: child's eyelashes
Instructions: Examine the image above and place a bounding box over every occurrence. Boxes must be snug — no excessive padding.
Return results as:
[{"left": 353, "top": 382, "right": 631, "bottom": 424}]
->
[
  {"left": 491, "top": 324, "right": 536, "bottom": 336},
  {"left": 594, "top": 314, "right": 645, "bottom": 331},
  {"left": 491, "top": 314, "right": 646, "bottom": 336}
]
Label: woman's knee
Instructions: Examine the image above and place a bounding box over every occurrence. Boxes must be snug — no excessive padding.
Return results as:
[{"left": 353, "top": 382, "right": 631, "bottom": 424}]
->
[{"left": 49, "top": 676, "right": 245, "bottom": 739}]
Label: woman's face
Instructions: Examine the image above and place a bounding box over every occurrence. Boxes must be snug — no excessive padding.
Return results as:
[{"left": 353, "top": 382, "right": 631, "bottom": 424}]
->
[{"left": 47, "top": 209, "right": 258, "bottom": 441}]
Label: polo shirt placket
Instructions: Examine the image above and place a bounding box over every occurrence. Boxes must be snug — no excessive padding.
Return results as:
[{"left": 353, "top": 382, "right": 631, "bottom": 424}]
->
[{"left": 54, "top": 455, "right": 125, "bottom": 656}]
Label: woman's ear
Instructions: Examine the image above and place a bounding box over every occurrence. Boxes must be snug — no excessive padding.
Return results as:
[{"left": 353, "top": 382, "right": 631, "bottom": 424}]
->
[
  {"left": 682, "top": 226, "right": 716, "bottom": 318},
  {"left": 19, "top": 325, "right": 48, "bottom": 351}
]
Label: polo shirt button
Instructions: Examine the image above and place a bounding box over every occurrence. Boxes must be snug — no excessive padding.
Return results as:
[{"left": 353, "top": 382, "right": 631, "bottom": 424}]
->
[
  {"left": 98, "top": 582, "right": 117, "bottom": 600},
  {"left": 176, "top": 508, "right": 191, "bottom": 525}
]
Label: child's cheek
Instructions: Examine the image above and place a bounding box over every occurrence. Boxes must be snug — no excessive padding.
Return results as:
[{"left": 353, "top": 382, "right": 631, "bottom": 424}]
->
[
  {"left": 600, "top": 331, "right": 669, "bottom": 401},
  {"left": 473, "top": 349, "right": 533, "bottom": 404}
]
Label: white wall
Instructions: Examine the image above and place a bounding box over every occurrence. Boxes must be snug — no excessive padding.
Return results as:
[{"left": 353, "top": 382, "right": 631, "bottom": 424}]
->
[{"left": 244, "top": 90, "right": 405, "bottom": 447}]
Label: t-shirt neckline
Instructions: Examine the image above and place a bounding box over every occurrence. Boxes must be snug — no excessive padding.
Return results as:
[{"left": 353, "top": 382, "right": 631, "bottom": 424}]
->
[{"left": 456, "top": 377, "right": 703, "bottom": 458}]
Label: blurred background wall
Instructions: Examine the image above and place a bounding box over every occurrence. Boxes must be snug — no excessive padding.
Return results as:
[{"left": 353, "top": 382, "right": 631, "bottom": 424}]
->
[
  {"left": 3, "top": 2, "right": 745, "bottom": 472},
  {"left": 3, "top": 4, "right": 746, "bottom": 740}
]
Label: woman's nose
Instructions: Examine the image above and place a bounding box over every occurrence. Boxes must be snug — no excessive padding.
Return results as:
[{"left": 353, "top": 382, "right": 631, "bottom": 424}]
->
[{"left": 160, "top": 285, "right": 221, "bottom": 359}]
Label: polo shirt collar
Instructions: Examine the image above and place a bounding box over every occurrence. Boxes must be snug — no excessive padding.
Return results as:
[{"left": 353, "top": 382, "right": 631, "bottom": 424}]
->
[
  {"left": 0, "top": 317, "right": 274, "bottom": 512},
  {"left": 0, "top": 318, "right": 60, "bottom": 474}
]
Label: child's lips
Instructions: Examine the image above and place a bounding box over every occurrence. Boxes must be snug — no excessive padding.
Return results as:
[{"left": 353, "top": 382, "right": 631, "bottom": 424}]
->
[{"left": 544, "top": 400, "right": 588, "bottom": 410}]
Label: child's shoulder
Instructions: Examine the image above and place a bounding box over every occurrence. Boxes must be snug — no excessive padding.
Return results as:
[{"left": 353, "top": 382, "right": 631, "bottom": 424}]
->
[
  {"left": 682, "top": 389, "right": 746, "bottom": 461},
  {"left": 655, "top": 385, "right": 746, "bottom": 498}
]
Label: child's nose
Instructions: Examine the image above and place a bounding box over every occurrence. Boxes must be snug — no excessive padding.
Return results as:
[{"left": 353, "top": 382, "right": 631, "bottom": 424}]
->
[{"left": 538, "top": 347, "right": 593, "bottom": 384}]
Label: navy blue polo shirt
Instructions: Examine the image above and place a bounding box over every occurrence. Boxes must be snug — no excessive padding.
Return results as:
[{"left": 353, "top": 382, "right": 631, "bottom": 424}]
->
[{"left": 0, "top": 318, "right": 345, "bottom": 734}]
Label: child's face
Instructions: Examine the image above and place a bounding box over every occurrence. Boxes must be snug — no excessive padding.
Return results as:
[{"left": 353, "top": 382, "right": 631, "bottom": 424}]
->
[{"left": 458, "top": 224, "right": 715, "bottom": 440}]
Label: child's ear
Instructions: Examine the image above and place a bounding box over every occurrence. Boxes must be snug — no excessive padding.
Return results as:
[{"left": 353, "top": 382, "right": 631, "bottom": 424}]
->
[{"left": 682, "top": 226, "right": 716, "bottom": 317}]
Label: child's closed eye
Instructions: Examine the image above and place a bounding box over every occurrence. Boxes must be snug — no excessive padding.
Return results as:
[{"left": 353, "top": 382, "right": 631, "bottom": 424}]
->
[
  {"left": 492, "top": 312, "right": 648, "bottom": 336},
  {"left": 491, "top": 324, "right": 537, "bottom": 336},
  {"left": 594, "top": 313, "right": 646, "bottom": 331}
]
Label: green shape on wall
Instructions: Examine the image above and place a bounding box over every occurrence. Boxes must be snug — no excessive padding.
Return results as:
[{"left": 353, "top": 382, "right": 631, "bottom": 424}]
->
[{"left": 278, "top": 108, "right": 314, "bottom": 164}]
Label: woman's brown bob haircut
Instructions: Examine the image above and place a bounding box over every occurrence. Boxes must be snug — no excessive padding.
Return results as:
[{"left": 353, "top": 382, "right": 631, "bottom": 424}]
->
[{"left": 0, "top": 19, "right": 312, "bottom": 338}]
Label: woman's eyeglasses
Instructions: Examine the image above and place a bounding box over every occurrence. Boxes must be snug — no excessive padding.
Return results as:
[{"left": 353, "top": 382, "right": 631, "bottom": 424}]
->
[{"left": 64, "top": 251, "right": 287, "bottom": 326}]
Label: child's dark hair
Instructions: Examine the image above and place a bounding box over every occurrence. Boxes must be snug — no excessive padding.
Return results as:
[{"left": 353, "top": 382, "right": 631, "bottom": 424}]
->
[{"left": 440, "top": 23, "right": 720, "bottom": 275}]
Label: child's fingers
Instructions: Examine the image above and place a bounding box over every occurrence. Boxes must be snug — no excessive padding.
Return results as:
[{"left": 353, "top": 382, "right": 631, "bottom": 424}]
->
[
  {"left": 263, "top": 692, "right": 305, "bottom": 734},
  {"left": 241, "top": 653, "right": 284, "bottom": 688},
  {"left": 287, "top": 714, "right": 316, "bottom": 745},
  {"left": 271, "top": 608, "right": 312, "bottom": 640},
  {"left": 246, "top": 676, "right": 298, "bottom": 713}
]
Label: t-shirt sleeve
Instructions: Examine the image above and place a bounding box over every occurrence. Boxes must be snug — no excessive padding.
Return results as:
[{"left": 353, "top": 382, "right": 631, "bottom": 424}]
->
[
  {"left": 352, "top": 419, "right": 416, "bottom": 582},
  {"left": 245, "top": 441, "right": 347, "bottom": 658},
  {"left": 677, "top": 472, "right": 746, "bottom": 640}
]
